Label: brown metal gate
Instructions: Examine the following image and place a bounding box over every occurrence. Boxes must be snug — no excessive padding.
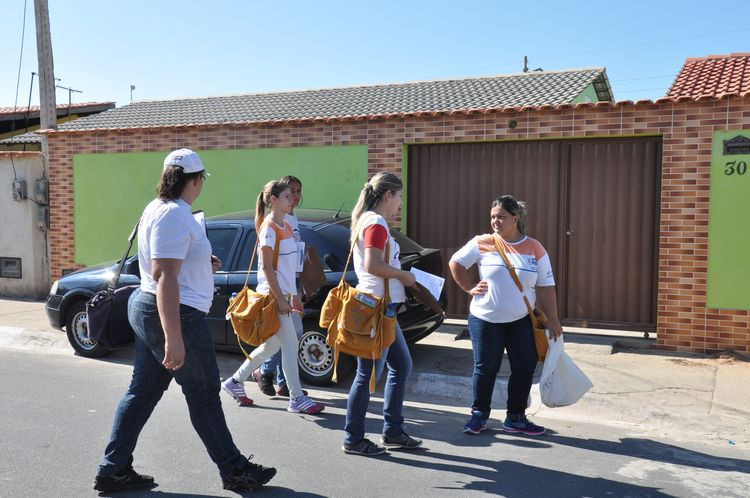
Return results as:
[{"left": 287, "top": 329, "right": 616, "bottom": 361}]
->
[{"left": 407, "top": 137, "right": 661, "bottom": 331}]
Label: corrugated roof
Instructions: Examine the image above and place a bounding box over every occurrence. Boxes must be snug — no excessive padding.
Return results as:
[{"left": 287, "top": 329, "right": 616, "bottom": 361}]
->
[
  {"left": 0, "top": 132, "right": 41, "bottom": 145},
  {"left": 667, "top": 53, "right": 750, "bottom": 99},
  {"left": 0, "top": 102, "right": 115, "bottom": 120},
  {"left": 51, "top": 69, "right": 612, "bottom": 132}
]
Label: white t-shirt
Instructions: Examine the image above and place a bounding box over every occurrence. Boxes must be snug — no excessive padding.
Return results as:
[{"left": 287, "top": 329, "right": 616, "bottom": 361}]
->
[
  {"left": 138, "top": 198, "right": 214, "bottom": 313},
  {"left": 353, "top": 212, "right": 406, "bottom": 304},
  {"left": 256, "top": 218, "right": 298, "bottom": 297},
  {"left": 450, "top": 234, "right": 555, "bottom": 324}
]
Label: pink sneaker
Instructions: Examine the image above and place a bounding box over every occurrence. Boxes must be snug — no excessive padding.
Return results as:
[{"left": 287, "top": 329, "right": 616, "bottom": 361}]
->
[
  {"left": 222, "top": 378, "right": 253, "bottom": 407},
  {"left": 287, "top": 395, "right": 324, "bottom": 414}
]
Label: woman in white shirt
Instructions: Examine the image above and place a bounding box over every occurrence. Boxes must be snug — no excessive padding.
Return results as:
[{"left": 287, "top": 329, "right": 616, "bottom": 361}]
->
[
  {"left": 254, "top": 175, "right": 305, "bottom": 397},
  {"left": 222, "top": 180, "right": 324, "bottom": 415},
  {"left": 449, "top": 195, "right": 563, "bottom": 437},
  {"left": 95, "top": 149, "right": 275, "bottom": 492},
  {"left": 342, "top": 172, "right": 423, "bottom": 456}
]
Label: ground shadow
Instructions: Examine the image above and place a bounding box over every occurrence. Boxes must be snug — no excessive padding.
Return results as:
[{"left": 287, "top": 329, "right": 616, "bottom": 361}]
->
[{"left": 385, "top": 451, "right": 671, "bottom": 497}]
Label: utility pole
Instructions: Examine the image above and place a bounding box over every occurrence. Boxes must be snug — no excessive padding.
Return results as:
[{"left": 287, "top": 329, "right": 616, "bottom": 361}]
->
[
  {"left": 34, "top": 0, "right": 55, "bottom": 289},
  {"left": 34, "top": 0, "right": 57, "bottom": 135}
]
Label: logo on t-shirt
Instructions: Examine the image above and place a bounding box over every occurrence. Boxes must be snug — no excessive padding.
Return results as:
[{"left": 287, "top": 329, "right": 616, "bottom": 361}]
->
[{"left": 527, "top": 256, "right": 538, "bottom": 272}]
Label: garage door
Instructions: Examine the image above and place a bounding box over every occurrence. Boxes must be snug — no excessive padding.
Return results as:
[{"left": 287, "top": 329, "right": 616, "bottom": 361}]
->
[{"left": 407, "top": 137, "right": 661, "bottom": 331}]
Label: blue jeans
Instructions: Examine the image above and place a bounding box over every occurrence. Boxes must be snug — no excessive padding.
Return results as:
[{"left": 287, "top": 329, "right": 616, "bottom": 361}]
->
[
  {"left": 260, "top": 312, "right": 303, "bottom": 386},
  {"left": 468, "top": 313, "right": 537, "bottom": 418},
  {"left": 344, "top": 322, "right": 412, "bottom": 445},
  {"left": 97, "top": 289, "right": 246, "bottom": 479}
]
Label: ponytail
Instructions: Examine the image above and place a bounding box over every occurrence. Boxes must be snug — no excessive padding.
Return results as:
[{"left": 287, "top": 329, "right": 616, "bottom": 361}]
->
[
  {"left": 350, "top": 172, "right": 402, "bottom": 244},
  {"left": 255, "top": 180, "right": 290, "bottom": 232}
]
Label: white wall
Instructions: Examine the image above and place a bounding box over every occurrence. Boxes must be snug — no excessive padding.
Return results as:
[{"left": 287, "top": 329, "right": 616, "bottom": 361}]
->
[{"left": 0, "top": 153, "right": 49, "bottom": 298}]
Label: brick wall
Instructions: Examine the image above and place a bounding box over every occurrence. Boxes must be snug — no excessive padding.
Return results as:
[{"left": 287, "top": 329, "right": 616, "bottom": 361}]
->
[{"left": 46, "top": 96, "right": 750, "bottom": 353}]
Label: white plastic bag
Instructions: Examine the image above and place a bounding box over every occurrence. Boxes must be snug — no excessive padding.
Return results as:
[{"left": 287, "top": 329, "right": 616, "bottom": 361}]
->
[{"left": 539, "top": 334, "right": 593, "bottom": 407}]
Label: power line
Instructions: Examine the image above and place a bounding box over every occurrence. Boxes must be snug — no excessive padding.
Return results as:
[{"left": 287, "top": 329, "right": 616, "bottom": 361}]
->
[
  {"left": 532, "top": 26, "right": 750, "bottom": 62},
  {"left": 9, "top": 0, "right": 29, "bottom": 178}
]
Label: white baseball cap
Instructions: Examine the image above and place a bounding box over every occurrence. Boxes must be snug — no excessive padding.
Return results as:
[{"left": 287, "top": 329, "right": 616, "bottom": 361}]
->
[{"left": 163, "top": 148, "right": 210, "bottom": 175}]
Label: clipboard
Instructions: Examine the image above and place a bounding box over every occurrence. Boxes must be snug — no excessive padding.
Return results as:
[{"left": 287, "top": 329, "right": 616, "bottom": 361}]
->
[{"left": 408, "top": 282, "right": 445, "bottom": 317}]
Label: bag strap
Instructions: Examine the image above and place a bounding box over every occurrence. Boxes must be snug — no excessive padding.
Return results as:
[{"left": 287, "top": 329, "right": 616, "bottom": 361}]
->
[
  {"left": 107, "top": 220, "right": 140, "bottom": 298},
  {"left": 242, "top": 220, "right": 282, "bottom": 288},
  {"left": 491, "top": 234, "right": 537, "bottom": 324}
]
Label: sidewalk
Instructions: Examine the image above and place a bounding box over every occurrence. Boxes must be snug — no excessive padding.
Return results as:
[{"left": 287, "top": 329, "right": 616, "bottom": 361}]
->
[
  {"left": 410, "top": 325, "right": 750, "bottom": 448},
  {"left": 1, "top": 297, "right": 748, "bottom": 449}
]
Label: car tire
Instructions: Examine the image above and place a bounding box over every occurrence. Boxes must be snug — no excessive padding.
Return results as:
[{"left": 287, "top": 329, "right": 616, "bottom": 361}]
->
[
  {"left": 298, "top": 322, "right": 354, "bottom": 386},
  {"left": 65, "top": 300, "right": 110, "bottom": 357}
]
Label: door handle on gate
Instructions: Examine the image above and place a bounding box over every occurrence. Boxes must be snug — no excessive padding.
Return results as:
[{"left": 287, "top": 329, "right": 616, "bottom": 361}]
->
[{"left": 565, "top": 229, "right": 574, "bottom": 236}]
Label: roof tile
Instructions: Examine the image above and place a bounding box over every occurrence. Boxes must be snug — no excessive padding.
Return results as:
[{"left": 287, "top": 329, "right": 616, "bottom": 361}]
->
[
  {"left": 667, "top": 53, "right": 750, "bottom": 99},
  {"left": 52, "top": 69, "right": 612, "bottom": 132}
]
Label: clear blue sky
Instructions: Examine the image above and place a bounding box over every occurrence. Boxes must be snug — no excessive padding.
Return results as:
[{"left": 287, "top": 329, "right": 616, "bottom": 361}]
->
[{"left": 2, "top": 0, "right": 749, "bottom": 109}]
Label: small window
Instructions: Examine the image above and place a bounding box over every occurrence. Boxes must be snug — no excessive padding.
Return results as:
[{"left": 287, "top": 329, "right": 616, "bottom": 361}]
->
[{"left": 0, "top": 257, "right": 22, "bottom": 279}]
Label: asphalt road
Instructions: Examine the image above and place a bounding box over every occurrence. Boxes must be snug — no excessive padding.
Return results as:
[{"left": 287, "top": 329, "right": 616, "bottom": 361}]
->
[{"left": 1, "top": 342, "right": 749, "bottom": 497}]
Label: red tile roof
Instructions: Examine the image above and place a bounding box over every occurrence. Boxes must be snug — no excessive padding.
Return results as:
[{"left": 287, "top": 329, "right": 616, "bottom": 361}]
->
[{"left": 667, "top": 53, "right": 750, "bottom": 99}]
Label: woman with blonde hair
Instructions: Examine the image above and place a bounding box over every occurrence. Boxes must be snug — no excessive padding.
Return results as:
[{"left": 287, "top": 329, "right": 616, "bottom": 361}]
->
[
  {"left": 342, "top": 172, "right": 422, "bottom": 456},
  {"left": 222, "top": 180, "right": 324, "bottom": 415}
]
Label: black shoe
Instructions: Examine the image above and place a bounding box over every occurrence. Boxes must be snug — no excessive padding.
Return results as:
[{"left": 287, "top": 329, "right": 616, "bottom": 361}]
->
[
  {"left": 93, "top": 464, "right": 156, "bottom": 492},
  {"left": 380, "top": 432, "right": 423, "bottom": 449},
  {"left": 252, "top": 368, "right": 276, "bottom": 397},
  {"left": 342, "top": 438, "right": 387, "bottom": 456},
  {"left": 222, "top": 455, "right": 277, "bottom": 491}
]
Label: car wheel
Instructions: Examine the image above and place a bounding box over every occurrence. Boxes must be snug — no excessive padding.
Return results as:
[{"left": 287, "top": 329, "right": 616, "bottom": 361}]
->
[
  {"left": 297, "top": 325, "right": 354, "bottom": 386},
  {"left": 65, "top": 300, "right": 110, "bottom": 357}
]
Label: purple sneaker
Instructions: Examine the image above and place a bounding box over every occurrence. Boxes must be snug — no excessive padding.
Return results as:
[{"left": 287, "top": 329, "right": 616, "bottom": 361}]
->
[
  {"left": 288, "top": 395, "right": 324, "bottom": 414},
  {"left": 222, "top": 378, "right": 253, "bottom": 407}
]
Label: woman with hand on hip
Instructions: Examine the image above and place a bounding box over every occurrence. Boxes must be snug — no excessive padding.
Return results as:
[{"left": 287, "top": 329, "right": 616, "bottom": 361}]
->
[
  {"left": 449, "top": 195, "right": 562, "bottom": 437},
  {"left": 222, "top": 180, "right": 324, "bottom": 415},
  {"left": 342, "top": 172, "right": 422, "bottom": 456}
]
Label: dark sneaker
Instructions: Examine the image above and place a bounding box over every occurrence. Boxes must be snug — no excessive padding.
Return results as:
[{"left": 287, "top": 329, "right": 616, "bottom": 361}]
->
[
  {"left": 275, "top": 383, "right": 307, "bottom": 397},
  {"left": 342, "top": 438, "right": 387, "bottom": 456},
  {"left": 252, "top": 368, "right": 276, "bottom": 397},
  {"left": 463, "top": 410, "right": 489, "bottom": 435},
  {"left": 222, "top": 378, "right": 253, "bottom": 406},
  {"left": 502, "top": 414, "right": 545, "bottom": 436},
  {"left": 380, "top": 432, "right": 423, "bottom": 449},
  {"left": 222, "top": 455, "right": 277, "bottom": 491},
  {"left": 93, "top": 464, "right": 156, "bottom": 492}
]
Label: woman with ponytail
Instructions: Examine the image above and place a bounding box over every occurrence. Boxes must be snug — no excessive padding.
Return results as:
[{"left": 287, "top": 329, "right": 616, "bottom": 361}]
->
[
  {"left": 222, "top": 180, "right": 324, "bottom": 415},
  {"left": 342, "top": 172, "right": 422, "bottom": 456}
]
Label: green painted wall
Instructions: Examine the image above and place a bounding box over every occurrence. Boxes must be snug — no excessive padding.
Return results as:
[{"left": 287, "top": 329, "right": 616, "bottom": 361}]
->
[
  {"left": 707, "top": 130, "right": 750, "bottom": 309},
  {"left": 572, "top": 83, "right": 599, "bottom": 104},
  {"left": 73, "top": 145, "right": 368, "bottom": 265}
]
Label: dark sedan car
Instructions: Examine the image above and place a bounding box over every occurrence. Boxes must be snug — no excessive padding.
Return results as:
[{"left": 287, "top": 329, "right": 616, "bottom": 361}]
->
[{"left": 45, "top": 209, "right": 446, "bottom": 385}]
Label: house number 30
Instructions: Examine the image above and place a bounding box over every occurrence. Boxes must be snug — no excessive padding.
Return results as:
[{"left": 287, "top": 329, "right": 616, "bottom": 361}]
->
[{"left": 724, "top": 161, "right": 748, "bottom": 175}]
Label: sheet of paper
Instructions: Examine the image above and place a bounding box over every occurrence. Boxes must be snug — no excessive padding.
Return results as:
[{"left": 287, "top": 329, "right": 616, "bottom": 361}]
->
[
  {"left": 295, "top": 241, "right": 306, "bottom": 273},
  {"left": 193, "top": 211, "right": 206, "bottom": 233},
  {"left": 410, "top": 267, "right": 445, "bottom": 301}
]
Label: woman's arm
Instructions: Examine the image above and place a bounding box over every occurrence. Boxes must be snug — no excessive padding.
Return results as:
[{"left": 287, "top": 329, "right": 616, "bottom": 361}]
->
[
  {"left": 260, "top": 245, "right": 292, "bottom": 314},
  {"left": 536, "top": 286, "right": 563, "bottom": 340},
  {"left": 449, "top": 260, "right": 487, "bottom": 296},
  {"left": 363, "top": 247, "right": 416, "bottom": 287},
  {"left": 152, "top": 258, "right": 185, "bottom": 370}
]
